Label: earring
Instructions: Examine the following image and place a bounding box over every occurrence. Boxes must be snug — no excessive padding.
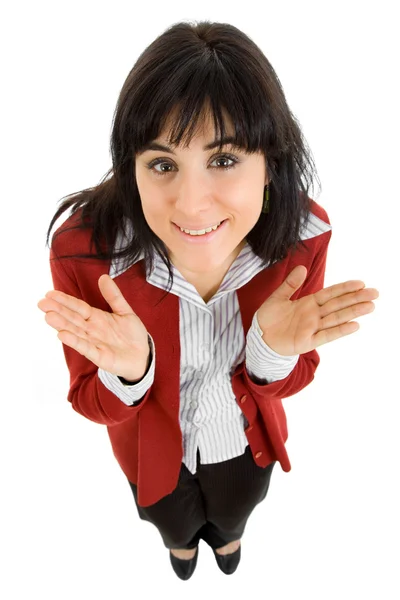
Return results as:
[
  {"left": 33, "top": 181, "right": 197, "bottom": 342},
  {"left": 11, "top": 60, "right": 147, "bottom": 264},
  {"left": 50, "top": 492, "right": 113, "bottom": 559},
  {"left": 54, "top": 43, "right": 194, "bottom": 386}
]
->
[{"left": 262, "top": 184, "right": 270, "bottom": 213}]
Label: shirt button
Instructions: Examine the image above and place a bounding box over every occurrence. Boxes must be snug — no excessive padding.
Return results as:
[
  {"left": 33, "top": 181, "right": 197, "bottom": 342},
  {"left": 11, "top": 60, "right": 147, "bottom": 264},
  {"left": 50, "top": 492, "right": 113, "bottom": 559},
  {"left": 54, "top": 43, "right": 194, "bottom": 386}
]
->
[
  {"left": 191, "top": 401, "right": 198, "bottom": 409},
  {"left": 196, "top": 371, "right": 204, "bottom": 379},
  {"left": 240, "top": 395, "right": 247, "bottom": 404},
  {"left": 255, "top": 452, "right": 263, "bottom": 459}
]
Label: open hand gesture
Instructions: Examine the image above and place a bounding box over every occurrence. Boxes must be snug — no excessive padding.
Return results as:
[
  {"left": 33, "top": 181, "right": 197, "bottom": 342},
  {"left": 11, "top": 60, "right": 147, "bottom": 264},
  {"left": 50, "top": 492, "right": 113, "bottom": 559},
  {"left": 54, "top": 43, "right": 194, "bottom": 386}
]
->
[
  {"left": 256, "top": 266, "right": 379, "bottom": 356},
  {"left": 37, "top": 274, "right": 150, "bottom": 381}
]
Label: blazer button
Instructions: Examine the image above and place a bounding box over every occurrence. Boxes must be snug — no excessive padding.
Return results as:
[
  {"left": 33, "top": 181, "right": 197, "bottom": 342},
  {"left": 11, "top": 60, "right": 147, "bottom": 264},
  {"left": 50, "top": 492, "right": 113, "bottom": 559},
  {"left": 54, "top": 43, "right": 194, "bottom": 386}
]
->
[
  {"left": 240, "top": 395, "right": 247, "bottom": 404},
  {"left": 255, "top": 452, "right": 262, "bottom": 459}
]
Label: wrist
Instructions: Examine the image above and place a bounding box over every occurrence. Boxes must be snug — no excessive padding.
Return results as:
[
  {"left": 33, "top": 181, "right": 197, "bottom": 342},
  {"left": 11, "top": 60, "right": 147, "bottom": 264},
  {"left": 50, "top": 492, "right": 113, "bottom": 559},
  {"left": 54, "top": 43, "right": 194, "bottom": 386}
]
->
[{"left": 118, "top": 345, "right": 152, "bottom": 385}]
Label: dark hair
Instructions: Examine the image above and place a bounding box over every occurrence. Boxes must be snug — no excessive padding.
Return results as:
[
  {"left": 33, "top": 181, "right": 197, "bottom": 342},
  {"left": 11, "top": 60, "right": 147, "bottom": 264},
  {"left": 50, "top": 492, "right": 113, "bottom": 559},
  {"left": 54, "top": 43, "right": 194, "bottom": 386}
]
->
[{"left": 46, "top": 20, "right": 321, "bottom": 301}]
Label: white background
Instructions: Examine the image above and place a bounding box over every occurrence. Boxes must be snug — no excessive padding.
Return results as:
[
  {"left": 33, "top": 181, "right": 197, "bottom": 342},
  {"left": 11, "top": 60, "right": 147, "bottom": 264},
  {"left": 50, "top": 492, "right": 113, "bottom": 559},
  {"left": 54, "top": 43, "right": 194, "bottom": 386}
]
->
[{"left": 1, "top": 0, "right": 398, "bottom": 598}]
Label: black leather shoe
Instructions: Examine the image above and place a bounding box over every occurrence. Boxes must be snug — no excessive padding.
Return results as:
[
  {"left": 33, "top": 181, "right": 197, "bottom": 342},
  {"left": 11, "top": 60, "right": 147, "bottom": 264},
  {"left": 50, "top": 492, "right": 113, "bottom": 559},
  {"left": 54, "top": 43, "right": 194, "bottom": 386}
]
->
[
  {"left": 169, "top": 546, "right": 199, "bottom": 580},
  {"left": 212, "top": 543, "right": 241, "bottom": 575}
]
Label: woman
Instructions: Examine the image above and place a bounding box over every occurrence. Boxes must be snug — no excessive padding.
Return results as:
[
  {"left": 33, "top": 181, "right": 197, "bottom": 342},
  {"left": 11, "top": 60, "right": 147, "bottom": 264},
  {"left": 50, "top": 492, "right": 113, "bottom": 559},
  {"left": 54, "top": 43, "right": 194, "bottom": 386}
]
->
[{"left": 37, "top": 21, "right": 379, "bottom": 581}]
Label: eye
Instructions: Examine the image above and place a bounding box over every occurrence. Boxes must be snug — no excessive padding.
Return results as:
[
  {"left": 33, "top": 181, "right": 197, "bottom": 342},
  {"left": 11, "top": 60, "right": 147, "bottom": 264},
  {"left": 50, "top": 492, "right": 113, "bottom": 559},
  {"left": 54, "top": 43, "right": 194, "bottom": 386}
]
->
[
  {"left": 145, "top": 153, "right": 239, "bottom": 177},
  {"left": 147, "top": 159, "right": 176, "bottom": 175},
  {"left": 210, "top": 154, "right": 238, "bottom": 169}
]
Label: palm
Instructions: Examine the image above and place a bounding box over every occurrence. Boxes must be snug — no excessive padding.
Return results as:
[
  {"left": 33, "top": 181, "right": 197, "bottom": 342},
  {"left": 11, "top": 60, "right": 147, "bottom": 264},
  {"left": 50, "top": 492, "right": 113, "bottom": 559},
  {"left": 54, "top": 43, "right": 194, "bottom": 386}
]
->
[
  {"left": 38, "top": 275, "right": 150, "bottom": 379},
  {"left": 257, "top": 294, "right": 326, "bottom": 356},
  {"left": 67, "top": 307, "right": 148, "bottom": 373},
  {"left": 256, "top": 266, "right": 379, "bottom": 356}
]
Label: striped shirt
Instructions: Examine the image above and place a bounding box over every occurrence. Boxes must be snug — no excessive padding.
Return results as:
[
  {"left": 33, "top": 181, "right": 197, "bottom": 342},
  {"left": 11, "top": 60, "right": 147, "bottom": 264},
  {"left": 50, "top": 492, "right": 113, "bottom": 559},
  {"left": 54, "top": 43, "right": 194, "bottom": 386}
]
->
[{"left": 98, "top": 211, "right": 332, "bottom": 474}]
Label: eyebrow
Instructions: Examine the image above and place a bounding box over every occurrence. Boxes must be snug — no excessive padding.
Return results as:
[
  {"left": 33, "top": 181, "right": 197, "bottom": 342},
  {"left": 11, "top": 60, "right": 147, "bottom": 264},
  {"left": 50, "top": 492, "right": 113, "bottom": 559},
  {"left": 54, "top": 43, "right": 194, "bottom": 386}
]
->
[{"left": 139, "top": 136, "right": 239, "bottom": 154}]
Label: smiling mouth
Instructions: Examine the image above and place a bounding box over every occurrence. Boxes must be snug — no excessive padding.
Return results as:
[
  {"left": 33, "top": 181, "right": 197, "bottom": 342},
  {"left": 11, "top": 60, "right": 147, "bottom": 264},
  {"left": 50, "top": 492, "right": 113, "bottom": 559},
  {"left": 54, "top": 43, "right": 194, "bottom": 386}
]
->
[
  {"left": 175, "top": 220, "right": 226, "bottom": 235},
  {"left": 172, "top": 218, "right": 228, "bottom": 242}
]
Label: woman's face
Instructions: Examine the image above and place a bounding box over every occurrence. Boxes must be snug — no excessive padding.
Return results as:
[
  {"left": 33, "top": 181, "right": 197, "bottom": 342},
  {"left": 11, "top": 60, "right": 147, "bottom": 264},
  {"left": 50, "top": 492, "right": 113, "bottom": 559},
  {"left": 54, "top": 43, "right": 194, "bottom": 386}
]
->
[{"left": 135, "top": 112, "right": 269, "bottom": 279}]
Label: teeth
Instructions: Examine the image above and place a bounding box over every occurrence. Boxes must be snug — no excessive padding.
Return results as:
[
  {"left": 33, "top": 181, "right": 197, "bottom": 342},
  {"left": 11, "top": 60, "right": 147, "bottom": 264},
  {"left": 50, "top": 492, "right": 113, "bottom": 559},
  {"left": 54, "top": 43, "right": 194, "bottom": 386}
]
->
[{"left": 180, "top": 221, "right": 222, "bottom": 235}]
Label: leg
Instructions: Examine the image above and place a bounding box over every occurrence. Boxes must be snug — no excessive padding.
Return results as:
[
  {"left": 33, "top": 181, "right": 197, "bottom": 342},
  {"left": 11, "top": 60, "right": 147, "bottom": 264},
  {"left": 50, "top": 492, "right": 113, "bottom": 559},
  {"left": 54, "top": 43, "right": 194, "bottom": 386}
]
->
[
  {"left": 127, "top": 461, "right": 206, "bottom": 553},
  {"left": 197, "top": 445, "right": 276, "bottom": 551}
]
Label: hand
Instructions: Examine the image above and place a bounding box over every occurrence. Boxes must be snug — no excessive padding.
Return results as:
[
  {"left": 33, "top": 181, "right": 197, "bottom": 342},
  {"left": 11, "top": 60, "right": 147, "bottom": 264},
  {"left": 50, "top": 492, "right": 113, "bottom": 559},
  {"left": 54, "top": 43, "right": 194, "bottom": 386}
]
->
[
  {"left": 37, "top": 274, "right": 150, "bottom": 381},
  {"left": 256, "top": 265, "right": 379, "bottom": 356}
]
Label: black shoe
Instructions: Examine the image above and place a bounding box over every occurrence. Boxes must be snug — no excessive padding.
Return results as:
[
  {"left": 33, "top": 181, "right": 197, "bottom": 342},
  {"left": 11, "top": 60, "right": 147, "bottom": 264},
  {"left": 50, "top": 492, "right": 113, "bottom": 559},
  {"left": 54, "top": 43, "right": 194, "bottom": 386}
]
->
[
  {"left": 169, "top": 546, "right": 199, "bottom": 580},
  {"left": 212, "top": 543, "right": 241, "bottom": 575}
]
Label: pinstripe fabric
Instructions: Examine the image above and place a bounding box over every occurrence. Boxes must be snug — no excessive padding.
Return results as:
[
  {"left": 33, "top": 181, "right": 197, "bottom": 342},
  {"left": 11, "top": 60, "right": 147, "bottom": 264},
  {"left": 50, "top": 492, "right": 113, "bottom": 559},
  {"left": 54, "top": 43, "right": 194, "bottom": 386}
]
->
[
  {"left": 98, "top": 212, "right": 332, "bottom": 474},
  {"left": 128, "top": 445, "right": 276, "bottom": 549}
]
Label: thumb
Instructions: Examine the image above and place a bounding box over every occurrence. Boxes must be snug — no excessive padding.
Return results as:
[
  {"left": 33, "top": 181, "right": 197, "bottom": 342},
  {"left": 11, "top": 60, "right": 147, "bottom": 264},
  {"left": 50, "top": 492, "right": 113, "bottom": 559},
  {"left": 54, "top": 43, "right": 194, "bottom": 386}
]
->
[
  {"left": 271, "top": 265, "right": 308, "bottom": 301},
  {"left": 98, "top": 274, "right": 135, "bottom": 316}
]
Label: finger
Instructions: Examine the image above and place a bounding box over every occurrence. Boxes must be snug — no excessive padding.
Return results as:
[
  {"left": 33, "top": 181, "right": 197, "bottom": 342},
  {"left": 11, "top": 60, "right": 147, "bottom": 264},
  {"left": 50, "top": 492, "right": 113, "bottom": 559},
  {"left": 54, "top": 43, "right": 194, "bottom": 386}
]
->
[
  {"left": 44, "top": 290, "right": 93, "bottom": 320},
  {"left": 57, "top": 329, "right": 103, "bottom": 365},
  {"left": 45, "top": 311, "right": 106, "bottom": 347},
  {"left": 271, "top": 265, "right": 308, "bottom": 301},
  {"left": 98, "top": 274, "right": 135, "bottom": 316},
  {"left": 319, "top": 301, "right": 375, "bottom": 330},
  {"left": 44, "top": 310, "right": 89, "bottom": 339},
  {"left": 315, "top": 280, "right": 366, "bottom": 306},
  {"left": 38, "top": 297, "right": 88, "bottom": 330},
  {"left": 319, "top": 288, "right": 379, "bottom": 319},
  {"left": 312, "top": 320, "right": 360, "bottom": 348}
]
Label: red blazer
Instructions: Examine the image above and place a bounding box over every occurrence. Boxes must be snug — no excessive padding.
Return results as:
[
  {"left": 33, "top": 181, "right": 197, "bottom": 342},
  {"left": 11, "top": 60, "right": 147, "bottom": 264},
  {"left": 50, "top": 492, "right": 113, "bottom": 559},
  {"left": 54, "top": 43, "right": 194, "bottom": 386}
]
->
[{"left": 49, "top": 199, "right": 332, "bottom": 507}]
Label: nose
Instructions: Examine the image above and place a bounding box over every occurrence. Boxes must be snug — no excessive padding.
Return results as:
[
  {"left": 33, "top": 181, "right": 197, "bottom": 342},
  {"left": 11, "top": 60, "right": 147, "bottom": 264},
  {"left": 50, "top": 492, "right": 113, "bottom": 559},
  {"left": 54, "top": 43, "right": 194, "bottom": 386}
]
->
[{"left": 174, "top": 170, "right": 213, "bottom": 215}]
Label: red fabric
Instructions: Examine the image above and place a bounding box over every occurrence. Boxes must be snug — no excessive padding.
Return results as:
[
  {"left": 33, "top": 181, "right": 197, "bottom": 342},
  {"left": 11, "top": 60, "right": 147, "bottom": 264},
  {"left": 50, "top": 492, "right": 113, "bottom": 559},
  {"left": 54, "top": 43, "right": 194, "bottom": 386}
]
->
[{"left": 49, "top": 200, "right": 331, "bottom": 507}]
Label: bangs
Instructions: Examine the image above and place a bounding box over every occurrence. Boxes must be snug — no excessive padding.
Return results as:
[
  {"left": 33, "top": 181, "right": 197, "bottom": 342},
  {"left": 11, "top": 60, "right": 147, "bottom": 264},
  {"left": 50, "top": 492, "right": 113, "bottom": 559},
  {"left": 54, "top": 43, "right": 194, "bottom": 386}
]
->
[{"left": 131, "top": 49, "right": 273, "bottom": 156}]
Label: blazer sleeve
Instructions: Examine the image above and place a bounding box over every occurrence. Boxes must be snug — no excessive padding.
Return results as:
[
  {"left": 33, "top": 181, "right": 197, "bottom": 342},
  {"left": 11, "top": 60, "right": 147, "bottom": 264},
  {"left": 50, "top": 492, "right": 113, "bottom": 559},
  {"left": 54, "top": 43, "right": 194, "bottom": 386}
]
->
[{"left": 49, "top": 244, "right": 153, "bottom": 426}]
